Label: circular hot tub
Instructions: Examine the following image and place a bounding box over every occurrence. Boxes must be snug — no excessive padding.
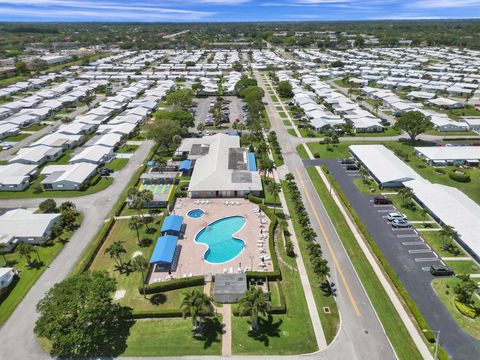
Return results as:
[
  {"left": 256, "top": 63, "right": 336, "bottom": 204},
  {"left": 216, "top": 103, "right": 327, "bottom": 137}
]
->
[{"left": 187, "top": 208, "right": 205, "bottom": 219}]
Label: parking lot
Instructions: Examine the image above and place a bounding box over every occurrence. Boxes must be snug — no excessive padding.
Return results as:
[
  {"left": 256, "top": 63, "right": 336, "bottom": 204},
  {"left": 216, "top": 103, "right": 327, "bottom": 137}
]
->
[
  {"left": 304, "top": 158, "right": 480, "bottom": 359},
  {"left": 191, "top": 96, "right": 246, "bottom": 131}
]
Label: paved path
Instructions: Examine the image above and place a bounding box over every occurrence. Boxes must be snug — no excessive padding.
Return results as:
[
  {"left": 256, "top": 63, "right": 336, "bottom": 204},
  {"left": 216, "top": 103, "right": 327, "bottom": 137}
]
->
[
  {"left": 219, "top": 305, "right": 232, "bottom": 356},
  {"left": 0, "top": 140, "right": 155, "bottom": 360}
]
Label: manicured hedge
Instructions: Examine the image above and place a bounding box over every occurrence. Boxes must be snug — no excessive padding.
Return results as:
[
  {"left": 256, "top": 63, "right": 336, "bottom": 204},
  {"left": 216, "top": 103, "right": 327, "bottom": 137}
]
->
[
  {"left": 141, "top": 275, "right": 205, "bottom": 295},
  {"left": 322, "top": 166, "right": 438, "bottom": 344},
  {"left": 448, "top": 171, "right": 471, "bottom": 183},
  {"left": 455, "top": 300, "right": 477, "bottom": 319},
  {"left": 248, "top": 193, "right": 263, "bottom": 205}
]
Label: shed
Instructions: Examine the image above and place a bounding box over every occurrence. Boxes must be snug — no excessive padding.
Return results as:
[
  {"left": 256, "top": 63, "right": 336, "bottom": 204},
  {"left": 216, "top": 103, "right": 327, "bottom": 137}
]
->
[{"left": 213, "top": 273, "right": 247, "bottom": 303}]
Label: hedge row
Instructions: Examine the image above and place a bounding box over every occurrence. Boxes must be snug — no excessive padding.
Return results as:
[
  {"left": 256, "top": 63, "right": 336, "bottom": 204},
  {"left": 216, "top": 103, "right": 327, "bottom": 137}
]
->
[
  {"left": 130, "top": 309, "right": 183, "bottom": 319},
  {"left": 140, "top": 275, "right": 205, "bottom": 295},
  {"left": 448, "top": 171, "right": 471, "bottom": 183},
  {"left": 322, "top": 166, "right": 438, "bottom": 344},
  {"left": 454, "top": 300, "right": 476, "bottom": 319}
]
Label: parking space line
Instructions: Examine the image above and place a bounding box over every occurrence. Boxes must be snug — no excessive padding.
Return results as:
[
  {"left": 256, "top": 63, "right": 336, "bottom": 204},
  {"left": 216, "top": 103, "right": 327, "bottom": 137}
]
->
[
  {"left": 415, "top": 258, "right": 441, "bottom": 262},
  {"left": 422, "top": 267, "right": 432, "bottom": 271},
  {"left": 402, "top": 241, "right": 425, "bottom": 245},
  {"left": 397, "top": 234, "right": 420, "bottom": 238},
  {"left": 375, "top": 207, "right": 394, "bottom": 211},
  {"left": 408, "top": 249, "right": 433, "bottom": 254},
  {"left": 391, "top": 228, "right": 414, "bottom": 232}
]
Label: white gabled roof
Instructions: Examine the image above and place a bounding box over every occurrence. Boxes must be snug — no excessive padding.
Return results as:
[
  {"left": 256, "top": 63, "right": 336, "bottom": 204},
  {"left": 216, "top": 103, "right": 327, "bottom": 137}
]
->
[
  {"left": 41, "top": 162, "right": 97, "bottom": 184},
  {"left": 70, "top": 145, "right": 113, "bottom": 164},
  {"left": 415, "top": 146, "right": 480, "bottom": 161},
  {"left": 0, "top": 208, "right": 59, "bottom": 238}
]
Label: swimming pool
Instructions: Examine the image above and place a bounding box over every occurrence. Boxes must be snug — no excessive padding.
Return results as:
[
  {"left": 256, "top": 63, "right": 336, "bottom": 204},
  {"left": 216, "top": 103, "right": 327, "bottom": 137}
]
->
[
  {"left": 195, "top": 216, "right": 246, "bottom": 264},
  {"left": 187, "top": 208, "right": 205, "bottom": 218}
]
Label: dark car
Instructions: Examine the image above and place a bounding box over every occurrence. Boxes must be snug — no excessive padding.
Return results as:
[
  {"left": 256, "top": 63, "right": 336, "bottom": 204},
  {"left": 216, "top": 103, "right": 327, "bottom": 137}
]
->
[
  {"left": 374, "top": 195, "right": 392, "bottom": 205},
  {"left": 430, "top": 265, "right": 454, "bottom": 276},
  {"left": 341, "top": 158, "right": 355, "bottom": 164},
  {"left": 346, "top": 164, "right": 358, "bottom": 171},
  {"left": 98, "top": 168, "right": 112, "bottom": 176}
]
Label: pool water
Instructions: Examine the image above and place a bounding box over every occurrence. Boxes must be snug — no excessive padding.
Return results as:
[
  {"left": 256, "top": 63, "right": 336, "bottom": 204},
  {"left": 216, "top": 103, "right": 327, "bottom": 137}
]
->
[
  {"left": 195, "top": 216, "right": 246, "bottom": 264},
  {"left": 187, "top": 208, "right": 205, "bottom": 218}
]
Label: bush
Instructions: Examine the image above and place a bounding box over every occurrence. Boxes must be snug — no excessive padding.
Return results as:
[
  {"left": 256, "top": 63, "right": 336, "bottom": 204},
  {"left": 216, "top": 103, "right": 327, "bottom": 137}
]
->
[
  {"left": 434, "top": 168, "right": 446, "bottom": 174},
  {"left": 455, "top": 300, "right": 477, "bottom": 319},
  {"left": 141, "top": 275, "right": 204, "bottom": 294},
  {"left": 314, "top": 152, "right": 320, "bottom": 158},
  {"left": 247, "top": 193, "right": 263, "bottom": 205},
  {"left": 130, "top": 309, "right": 183, "bottom": 319},
  {"left": 448, "top": 171, "right": 471, "bottom": 183}
]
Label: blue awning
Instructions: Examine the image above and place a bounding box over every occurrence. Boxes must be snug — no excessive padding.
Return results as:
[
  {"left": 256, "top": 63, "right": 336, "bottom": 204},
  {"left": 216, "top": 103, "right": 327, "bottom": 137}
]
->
[
  {"left": 247, "top": 152, "right": 257, "bottom": 171},
  {"left": 161, "top": 215, "right": 183, "bottom": 234},
  {"left": 149, "top": 235, "right": 178, "bottom": 264},
  {"left": 146, "top": 161, "right": 155, "bottom": 166},
  {"left": 179, "top": 159, "right": 192, "bottom": 171}
]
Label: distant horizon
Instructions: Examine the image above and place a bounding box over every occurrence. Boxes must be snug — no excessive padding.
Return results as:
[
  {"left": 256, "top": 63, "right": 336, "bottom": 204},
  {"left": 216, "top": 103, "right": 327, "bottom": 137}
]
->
[{"left": 0, "top": 0, "right": 479, "bottom": 23}]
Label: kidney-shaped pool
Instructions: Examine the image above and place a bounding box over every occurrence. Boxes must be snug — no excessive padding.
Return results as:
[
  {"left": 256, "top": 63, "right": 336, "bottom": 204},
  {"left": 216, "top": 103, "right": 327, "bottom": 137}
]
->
[{"left": 195, "top": 216, "right": 246, "bottom": 264}]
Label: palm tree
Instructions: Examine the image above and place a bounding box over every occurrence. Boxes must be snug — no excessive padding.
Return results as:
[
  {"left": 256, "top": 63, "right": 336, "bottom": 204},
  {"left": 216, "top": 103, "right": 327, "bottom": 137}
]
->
[
  {"left": 105, "top": 241, "right": 126, "bottom": 268},
  {"left": 132, "top": 255, "right": 149, "bottom": 298},
  {"left": 419, "top": 208, "right": 429, "bottom": 226},
  {"left": 238, "top": 287, "right": 271, "bottom": 333},
  {"left": 129, "top": 216, "right": 144, "bottom": 245},
  {"left": 398, "top": 187, "right": 414, "bottom": 206},
  {"left": 181, "top": 289, "right": 213, "bottom": 333},
  {"left": 0, "top": 243, "right": 9, "bottom": 266},
  {"left": 17, "top": 243, "right": 34, "bottom": 266},
  {"left": 302, "top": 227, "right": 317, "bottom": 242},
  {"left": 158, "top": 159, "right": 167, "bottom": 173},
  {"left": 267, "top": 182, "right": 281, "bottom": 214},
  {"left": 285, "top": 173, "right": 294, "bottom": 183},
  {"left": 312, "top": 257, "right": 330, "bottom": 284},
  {"left": 439, "top": 225, "right": 459, "bottom": 248},
  {"left": 359, "top": 167, "right": 369, "bottom": 184}
]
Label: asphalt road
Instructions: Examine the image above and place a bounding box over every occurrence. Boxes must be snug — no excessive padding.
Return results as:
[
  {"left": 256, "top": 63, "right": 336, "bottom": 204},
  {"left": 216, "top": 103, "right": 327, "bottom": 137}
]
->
[
  {"left": 319, "top": 158, "right": 480, "bottom": 360},
  {"left": 0, "top": 140, "right": 155, "bottom": 360},
  {"left": 256, "top": 71, "right": 397, "bottom": 360}
]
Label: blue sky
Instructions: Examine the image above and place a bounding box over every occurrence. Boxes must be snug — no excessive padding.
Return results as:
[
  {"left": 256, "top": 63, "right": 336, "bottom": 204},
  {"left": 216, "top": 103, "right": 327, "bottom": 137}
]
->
[{"left": 0, "top": 0, "right": 479, "bottom": 22}]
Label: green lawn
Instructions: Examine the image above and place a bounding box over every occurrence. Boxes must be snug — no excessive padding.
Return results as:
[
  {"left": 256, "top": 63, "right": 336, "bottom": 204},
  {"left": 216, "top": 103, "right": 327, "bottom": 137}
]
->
[
  {"left": 425, "top": 130, "right": 478, "bottom": 136},
  {"left": 305, "top": 141, "right": 382, "bottom": 159},
  {"left": 232, "top": 253, "right": 318, "bottom": 355},
  {"left": 432, "top": 277, "right": 480, "bottom": 340},
  {"left": 387, "top": 194, "right": 428, "bottom": 222},
  {"left": 23, "top": 123, "right": 47, "bottom": 132},
  {"left": 444, "top": 260, "right": 480, "bottom": 275},
  {"left": 352, "top": 178, "right": 383, "bottom": 195},
  {"left": 4, "top": 133, "right": 30, "bottom": 142},
  {"left": 107, "top": 158, "right": 129, "bottom": 171},
  {"left": 287, "top": 129, "right": 297, "bottom": 137},
  {"left": 355, "top": 127, "right": 401, "bottom": 137},
  {"left": 306, "top": 167, "right": 424, "bottom": 360},
  {"left": 47, "top": 149, "right": 73, "bottom": 165},
  {"left": 278, "top": 111, "right": 287, "bottom": 118},
  {"left": 116, "top": 145, "right": 139, "bottom": 154},
  {"left": 281, "top": 181, "right": 340, "bottom": 344},
  {"left": 298, "top": 128, "right": 325, "bottom": 138},
  {"left": 0, "top": 177, "right": 113, "bottom": 199},
  {"left": 420, "top": 232, "right": 466, "bottom": 258},
  {"left": 121, "top": 316, "right": 222, "bottom": 356},
  {"left": 0, "top": 215, "right": 82, "bottom": 325}
]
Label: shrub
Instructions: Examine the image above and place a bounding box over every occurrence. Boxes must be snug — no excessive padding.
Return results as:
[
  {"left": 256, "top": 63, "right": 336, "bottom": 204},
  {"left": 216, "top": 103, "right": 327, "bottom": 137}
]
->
[
  {"left": 141, "top": 275, "right": 204, "bottom": 294},
  {"left": 448, "top": 171, "right": 471, "bottom": 183},
  {"left": 454, "top": 300, "right": 477, "bottom": 319},
  {"left": 434, "top": 168, "right": 446, "bottom": 174},
  {"left": 130, "top": 309, "right": 183, "bottom": 319},
  {"left": 314, "top": 152, "right": 320, "bottom": 158}
]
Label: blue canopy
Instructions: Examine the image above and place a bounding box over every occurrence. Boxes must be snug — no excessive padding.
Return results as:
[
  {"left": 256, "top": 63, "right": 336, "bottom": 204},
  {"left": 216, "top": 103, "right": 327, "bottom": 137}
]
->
[
  {"left": 247, "top": 152, "right": 257, "bottom": 171},
  {"left": 161, "top": 215, "right": 183, "bottom": 234},
  {"left": 179, "top": 159, "right": 192, "bottom": 171},
  {"left": 149, "top": 235, "right": 178, "bottom": 264},
  {"left": 146, "top": 161, "right": 155, "bottom": 166}
]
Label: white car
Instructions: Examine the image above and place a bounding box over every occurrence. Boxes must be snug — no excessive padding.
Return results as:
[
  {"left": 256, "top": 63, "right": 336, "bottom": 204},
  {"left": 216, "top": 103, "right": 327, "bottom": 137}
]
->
[{"left": 386, "top": 212, "right": 407, "bottom": 221}]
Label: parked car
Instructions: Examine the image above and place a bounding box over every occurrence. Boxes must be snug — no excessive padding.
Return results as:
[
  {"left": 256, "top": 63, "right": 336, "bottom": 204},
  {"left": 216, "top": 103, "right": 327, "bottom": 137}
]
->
[
  {"left": 374, "top": 195, "right": 392, "bottom": 205},
  {"left": 0, "top": 143, "right": 12, "bottom": 150},
  {"left": 386, "top": 212, "right": 407, "bottom": 221},
  {"left": 430, "top": 265, "right": 454, "bottom": 276},
  {"left": 98, "top": 168, "right": 112, "bottom": 176},
  {"left": 341, "top": 158, "right": 355, "bottom": 164},
  {"left": 346, "top": 164, "right": 358, "bottom": 171},
  {"left": 391, "top": 219, "right": 411, "bottom": 228}
]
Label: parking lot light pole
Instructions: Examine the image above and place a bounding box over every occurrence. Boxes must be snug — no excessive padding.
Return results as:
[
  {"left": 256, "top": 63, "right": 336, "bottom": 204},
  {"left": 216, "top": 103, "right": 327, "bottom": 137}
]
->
[{"left": 423, "top": 329, "right": 440, "bottom": 360}]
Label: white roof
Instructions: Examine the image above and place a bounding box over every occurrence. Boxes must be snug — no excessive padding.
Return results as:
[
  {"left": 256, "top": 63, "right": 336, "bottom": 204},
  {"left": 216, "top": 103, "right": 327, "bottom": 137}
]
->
[
  {"left": 93, "top": 133, "right": 122, "bottom": 147},
  {"left": 70, "top": 145, "right": 113, "bottom": 164},
  {"left": 10, "top": 146, "right": 62, "bottom": 163},
  {"left": 0, "top": 208, "right": 59, "bottom": 238},
  {"left": 415, "top": 146, "right": 480, "bottom": 161},
  {"left": 349, "top": 145, "right": 419, "bottom": 184},
  {"left": 41, "top": 162, "right": 97, "bottom": 184}
]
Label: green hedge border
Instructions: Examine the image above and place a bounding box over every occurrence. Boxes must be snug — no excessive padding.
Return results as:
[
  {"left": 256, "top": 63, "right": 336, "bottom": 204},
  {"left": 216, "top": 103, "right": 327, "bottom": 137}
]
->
[{"left": 140, "top": 276, "right": 205, "bottom": 295}]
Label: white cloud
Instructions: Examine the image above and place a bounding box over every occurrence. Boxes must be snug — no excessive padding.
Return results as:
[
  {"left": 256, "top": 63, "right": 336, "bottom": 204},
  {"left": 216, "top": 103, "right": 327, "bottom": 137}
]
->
[{"left": 411, "top": 0, "right": 480, "bottom": 8}]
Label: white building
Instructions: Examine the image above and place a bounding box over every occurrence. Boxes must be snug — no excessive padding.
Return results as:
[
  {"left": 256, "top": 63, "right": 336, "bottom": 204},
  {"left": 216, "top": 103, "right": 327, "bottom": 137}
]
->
[{"left": 41, "top": 163, "right": 98, "bottom": 191}]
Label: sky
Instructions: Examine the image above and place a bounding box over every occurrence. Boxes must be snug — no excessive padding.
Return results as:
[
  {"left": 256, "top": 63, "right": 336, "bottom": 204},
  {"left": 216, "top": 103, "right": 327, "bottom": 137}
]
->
[{"left": 0, "top": 0, "right": 479, "bottom": 22}]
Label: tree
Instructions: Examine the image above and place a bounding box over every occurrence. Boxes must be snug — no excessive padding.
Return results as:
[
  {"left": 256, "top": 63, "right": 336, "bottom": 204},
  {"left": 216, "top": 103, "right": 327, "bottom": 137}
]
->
[
  {"left": 17, "top": 243, "right": 34, "bottom": 266},
  {"left": 60, "top": 208, "right": 79, "bottom": 232},
  {"left": 83, "top": 90, "right": 96, "bottom": 109},
  {"left": 39, "top": 199, "right": 57, "bottom": 213},
  {"left": 312, "top": 257, "right": 330, "bottom": 284},
  {"left": 105, "top": 241, "right": 126, "bottom": 268},
  {"left": 398, "top": 187, "right": 414, "bottom": 206},
  {"left": 394, "top": 111, "right": 433, "bottom": 141},
  {"left": 359, "top": 167, "right": 369, "bottom": 184},
  {"left": 323, "top": 136, "right": 332, "bottom": 151},
  {"left": 267, "top": 181, "right": 281, "bottom": 214},
  {"left": 277, "top": 81, "right": 293, "bottom": 98},
  {"left": 128, "top": 216, "right": 144, "bottom": 246},
  {"left": 154, "top": 109, "right": 194, "bottom": 129},
  {"left": 419, "top": 208, "right": 429, "bottom": 226},
  {"left": 34, "top": 271, "right": 132, "bottom": 357},
  {"left": 132, "top": 255, "right": 149, "bottom": 298},
  {"left": 146, "top": 118, "right": 185, "bottom": 149},
  {"left": 454, "top": 275, "right": 478, "bottom": 305},
  {"left": 234, "top": 75, "right": 257, "bottom": 95},
  {"left": 15, "top": 60, "right": 29, "bottom": 75},
  {"left": 59, "top": 201, "right": 76, "bottom": 212},
  {"left": 165, "top": 89, "right": 194, "bottom": 110},
  {"left": 238, "top": 287, "right": 271, "bottom": 332},
  {"left": 0, "top": 243, "right": 9, "bottom": 266},
  {"left": 181, "top": 289, "right": 213, "bottom": 333},
  {"left": 439, "top": 225, "right": 458, "bottom": 248},
  {"left": 285, "top": 173, "right": 294, "bottom": 183}
]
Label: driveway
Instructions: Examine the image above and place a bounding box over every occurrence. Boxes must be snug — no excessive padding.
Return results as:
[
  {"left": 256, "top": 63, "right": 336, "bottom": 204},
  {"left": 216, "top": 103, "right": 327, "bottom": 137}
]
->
[{"left": 315, "top": 158, "right": 480, "bottom": 360}]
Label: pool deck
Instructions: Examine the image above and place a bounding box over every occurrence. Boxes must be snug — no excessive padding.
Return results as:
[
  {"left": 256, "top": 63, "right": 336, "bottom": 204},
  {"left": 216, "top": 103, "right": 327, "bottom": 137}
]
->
[{"left": 149, "top": 197, "right": 273, "bottom": 283}]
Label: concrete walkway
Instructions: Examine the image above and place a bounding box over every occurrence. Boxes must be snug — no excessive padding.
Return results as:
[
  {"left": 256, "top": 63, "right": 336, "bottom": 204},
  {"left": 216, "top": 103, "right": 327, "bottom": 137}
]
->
[{"left": 204, "top": 282, "right": 232, "bottom": 356}]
